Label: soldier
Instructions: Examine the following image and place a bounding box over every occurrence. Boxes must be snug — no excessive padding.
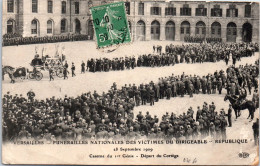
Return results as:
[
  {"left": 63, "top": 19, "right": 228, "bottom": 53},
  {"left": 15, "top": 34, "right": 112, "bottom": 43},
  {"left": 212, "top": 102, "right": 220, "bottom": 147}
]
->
[
  {"left": 226, "top": 104, "right": 233, "bottom": 127},
  {"left": 81, "top": 61, "right": 85, "bottom": 74},
  {"left": 252, "top": 118, "right": 259, "bottom": 145},
  {"left": 49, "top": 68, "right": 54, "bottom": 81},
  {"left": 188, "top": 83, "right": 194, "bottom": 97},
  {"left": 71, "top": 62, "right": 76, "bottom": 77},
  {"left": 149, "top": 87, "right": 155, "bottom": 106},
  {"left": 217, "top": 78, "right": 223, "bottom": 94},
  {"left": 27, "top": 90, "right": 35, "bottom": 102},
  {"left": 220, "top": 112, "right": 227, "bottom": 140},
  {"left": 63, "top": 67, "right": 69, "bottom": 80},
  {"left": 252, "top": 89, "right": 259, "bottom": 108}
]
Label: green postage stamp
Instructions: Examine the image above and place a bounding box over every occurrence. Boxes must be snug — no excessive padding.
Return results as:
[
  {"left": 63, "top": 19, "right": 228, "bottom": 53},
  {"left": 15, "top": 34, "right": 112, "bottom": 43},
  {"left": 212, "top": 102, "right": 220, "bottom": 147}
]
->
[{"left": 90, "top": 2, "right": 131, "bottom": 49}]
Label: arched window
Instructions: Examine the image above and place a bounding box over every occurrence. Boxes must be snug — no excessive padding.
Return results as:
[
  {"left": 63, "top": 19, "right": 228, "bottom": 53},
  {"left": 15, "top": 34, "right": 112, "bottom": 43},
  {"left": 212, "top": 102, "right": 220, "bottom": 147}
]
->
[
  {"left": 165, "top": 21, "right": 175, "bottom": 40},
  {"left": 7, "top": 19, "right": 15, "bottom": 33},
  {"left": 61, "top": 19, "right": 67, "bottom": 33},
  {"left": 31, "top": 19, "right": 38, "bottom": 34},
  {"left": 211, "top": 22, "right": 221, "bottom": 37},
  {"left": 47, "top": 20, "right": 53, "bottom": 34},
  {"left": 151, "top": 20, "right": 160, "bottom": 40},
  {"left": 136, "top": 20, "right": 145, "bottom": 41},
  {"left": 195, "top": 21, "right": 206, "bottom": 35}
]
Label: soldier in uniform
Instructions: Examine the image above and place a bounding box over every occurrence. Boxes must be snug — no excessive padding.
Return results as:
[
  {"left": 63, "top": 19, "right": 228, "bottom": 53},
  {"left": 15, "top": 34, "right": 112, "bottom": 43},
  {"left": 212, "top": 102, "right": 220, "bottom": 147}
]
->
[
  {"left": 252, "top": 118, "right": 259, "bottom": 145},
  {"left": 225, "top": 104, "right": 233, "bottom": 127},
  {"left": 27, "top": 90, "right": 35, "bottom": 102},
  {"left": 81, "top": 61, "right": 85, "bottom": 74},
  {"left": 71, "top": 62, "right": 76, "bottom": 77},
  {"left": 49, "top": 67, "right": 54, "bottom": 81}
]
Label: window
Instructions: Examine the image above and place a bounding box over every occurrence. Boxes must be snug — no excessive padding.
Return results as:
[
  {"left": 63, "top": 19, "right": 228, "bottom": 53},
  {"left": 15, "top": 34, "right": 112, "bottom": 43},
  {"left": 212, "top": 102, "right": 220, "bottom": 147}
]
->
[
  {"left": 150, "top": 7, "right": 161, "bottom": 15},
  {"left": 196, "top": 4, "right": 207, "bottom": 16},
  {"left": 32, "top": 0, "right": 38, "bottom": 13},
  {"left": 48, "top": 0, "right": 53, "bottom": 13},
  {"left": 7, "top": 20, "right": 14, "bottom": 33},
  {"left": 181, "top": 27, "right": 184, "bottom": 34},
  {"left": 218, "top": 28, "right": 221, "bottom": 35},
  {"left": 156, "top": 27, "right": 160, "bottom": 34},
  {"left": 61, "top": 19, "right": 67, "bottom": 33},
  {"left": 196, "top": 27, "right": 199, "bottom": 34},
  {"left": 125, "top": 2, "right": 130, "bottom": 15},
  {"left": 138, "top": 2, "right": 144, "bottom": 15},
  {"left": 211, "top": 28, "right": 215, "bottom": 35},
  {"left": 180, "top": 5, "right": 191, "bottom": 16},
  {"left": 245, "top": 5, "right": 251, "bottom": 17},
  {"left": 47, "top": 20, "right": 52, "bottom": 34},
  {"left": 211, "top": 5, "right": 222, "bottom": 17},
  {"left": 75, "top": 2, "right": 79, "bottom": 14},
  {"left": 7, "top": 0, "right": 14, "bottom": 13},
  {"left": 211, "top": 22, "right": 221, "bottom": 36},
  {"left": 226, "top": 5, "right": 238, "bottom": 17},
  {"left": 186, "top": 27, "right": 190, "bottom": 34},
  {"left": 31, "top": 20, "right": 38, "bottom": 34},
  {"left": 62, "top": 1, "right": 66, "bottom": 14},
  {"left": 226, "top": 9, "right": 238, "bottom": 17},
  {"left": 165, "top": 7, "right": 176, "bottom": 16}
]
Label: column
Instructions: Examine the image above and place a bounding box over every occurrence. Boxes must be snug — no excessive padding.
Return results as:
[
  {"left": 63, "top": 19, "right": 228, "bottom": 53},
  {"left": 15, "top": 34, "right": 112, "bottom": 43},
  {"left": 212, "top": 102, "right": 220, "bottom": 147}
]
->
[
  {"left": 236, "top": 25, "right": 242, "bottom": 42},
  {"left": 175, "top": 22, "right": 180, "bottom": 41},
  {"left": 160, "top": 24, "right": 165, "bottom": 40},
  {"left": 221, "top": 22, "right": 227, "bottom": 42},
  {"left": 190, "top": 20, "right": 195, "bottom": 36},
  {"left": 146, "top": 21, "right": 151, "bottom": 41}
]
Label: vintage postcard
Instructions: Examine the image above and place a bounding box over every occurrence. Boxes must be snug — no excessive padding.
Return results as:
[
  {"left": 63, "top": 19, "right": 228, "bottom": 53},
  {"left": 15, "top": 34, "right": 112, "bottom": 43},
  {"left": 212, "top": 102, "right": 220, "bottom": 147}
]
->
[{"left": 1, "top": 0, "right": 259, "bottom": 165}]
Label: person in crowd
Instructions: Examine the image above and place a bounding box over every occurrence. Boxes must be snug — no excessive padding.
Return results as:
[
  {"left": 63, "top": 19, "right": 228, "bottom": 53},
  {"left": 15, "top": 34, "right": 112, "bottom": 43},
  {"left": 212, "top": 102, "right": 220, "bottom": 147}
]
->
[
  {"left": 71, "top": 62, "right": 76, "bottom": 77},
  {"left": 252, "top": 118, "right": 259, "bottom": 145}
]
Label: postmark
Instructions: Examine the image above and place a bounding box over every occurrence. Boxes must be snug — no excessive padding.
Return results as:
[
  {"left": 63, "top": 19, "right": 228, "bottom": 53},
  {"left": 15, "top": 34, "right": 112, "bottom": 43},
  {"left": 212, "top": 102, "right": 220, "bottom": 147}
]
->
[{"left": 90, "top": 2, "right": 131, "bottom": 49}]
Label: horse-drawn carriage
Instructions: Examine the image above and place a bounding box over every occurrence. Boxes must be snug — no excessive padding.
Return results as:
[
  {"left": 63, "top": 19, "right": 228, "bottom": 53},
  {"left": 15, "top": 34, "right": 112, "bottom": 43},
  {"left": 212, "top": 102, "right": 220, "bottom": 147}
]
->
[{"left": 3, "top": 54, "right": 65, "bottom": 83}]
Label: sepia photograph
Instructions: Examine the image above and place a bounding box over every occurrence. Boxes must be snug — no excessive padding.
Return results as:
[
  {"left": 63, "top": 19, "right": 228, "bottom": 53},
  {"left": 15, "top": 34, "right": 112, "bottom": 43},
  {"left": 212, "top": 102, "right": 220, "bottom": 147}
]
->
[{"left": 1, "top": 0, "right": 259, "bottom": 165}]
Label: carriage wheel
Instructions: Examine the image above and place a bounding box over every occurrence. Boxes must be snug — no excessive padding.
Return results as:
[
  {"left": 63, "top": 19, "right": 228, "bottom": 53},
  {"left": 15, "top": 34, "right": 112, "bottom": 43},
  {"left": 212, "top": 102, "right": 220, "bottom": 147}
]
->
[
  {"left": 56, "top": 68, "right": 64, "bottom": 78},
  {"left": 29, "top": 72, "right": 34, "bottom": 79},
  {"left": 35, "top": 72, "right": 43, "bottom": 81}
]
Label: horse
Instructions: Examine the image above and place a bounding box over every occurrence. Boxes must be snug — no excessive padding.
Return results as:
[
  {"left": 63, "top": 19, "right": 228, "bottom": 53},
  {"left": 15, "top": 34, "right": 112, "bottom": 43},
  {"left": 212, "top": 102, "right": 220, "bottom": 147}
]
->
[
  {"left": 2, "top": 66, "right": 28, "bottom": 83},
  {"left": 224, "top": 94, "right": 256, "bottom": 121}
]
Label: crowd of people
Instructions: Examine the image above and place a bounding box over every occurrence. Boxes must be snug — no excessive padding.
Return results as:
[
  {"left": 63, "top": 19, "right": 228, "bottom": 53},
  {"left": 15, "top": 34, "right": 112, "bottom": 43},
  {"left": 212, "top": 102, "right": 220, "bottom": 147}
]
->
[
  {"left": 2, "top": 59, "right": 258, "bottom": 141},
  {"left": 85, "top": 57, "right": 136, "bottom": 72},
  {"left": 83, "top": 42, "right": 258, "bottom": 72},
  {"left": 2, "top": 34, "right": 91, "bottom": 46},
  {"left": 184, "top": 36, "right": 222, "bottom": 43}
]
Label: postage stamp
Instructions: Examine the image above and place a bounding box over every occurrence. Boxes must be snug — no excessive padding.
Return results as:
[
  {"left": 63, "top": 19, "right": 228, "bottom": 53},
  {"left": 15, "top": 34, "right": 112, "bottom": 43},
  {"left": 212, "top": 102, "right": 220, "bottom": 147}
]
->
[{"left": 90, "top": 1, "right": 131, "bottom": 49}]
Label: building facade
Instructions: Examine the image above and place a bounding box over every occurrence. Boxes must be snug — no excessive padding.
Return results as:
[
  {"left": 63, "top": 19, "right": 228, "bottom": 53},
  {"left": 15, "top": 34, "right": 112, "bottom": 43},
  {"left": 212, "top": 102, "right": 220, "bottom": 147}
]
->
[{"left": 2, "top": 0, "right": 259, "bottom": 42}]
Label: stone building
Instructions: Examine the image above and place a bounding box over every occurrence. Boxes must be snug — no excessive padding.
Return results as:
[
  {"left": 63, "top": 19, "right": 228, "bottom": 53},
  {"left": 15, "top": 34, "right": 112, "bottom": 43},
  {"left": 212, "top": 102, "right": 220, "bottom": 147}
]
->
[{"left": 2, "top": 0, "right": 259, "bottom": 42}]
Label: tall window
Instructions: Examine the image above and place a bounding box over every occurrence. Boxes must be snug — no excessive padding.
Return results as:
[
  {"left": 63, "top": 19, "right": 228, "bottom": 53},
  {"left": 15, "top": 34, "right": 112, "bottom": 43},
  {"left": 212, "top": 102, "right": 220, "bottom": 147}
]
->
[
  {"left": 211, "top": 5, "right": 222, "bottom": 17},
  {"left": 125, "top": 2, "right": 130, "bottom": 15},
  {"left": 138, "top": 2, "right": 144, "bottom": 15},
  {"left": 32, "top": 0, "right": 38, "bottom": 13},
  {"left": 196, "top": 4, "right": 207, "bottom": 16},
  {"left": 226, "top": 5, "right": 238, "bottom": 17},
  {"left": 165, "top": 7, "right": 176, "bottom": 16},
  {"left": 31, "top": 20, "right": 38, "bottom": 34},
  {"left": 245, "top": 5, "right": 251, "bottom": 17},
  {"left": 180, "top": 4, "right": 191, "bottom": 16},
  {"left": 47, "top": 20, "right": 53, "bottom": 34},
  {"left": 61, "top": 19, "right": 67, "bottom": 33},
  {"left": 150, "top": 7, "right": 161, "bottom": 15},
  {"left": 75, "top": 2, "right": 79, "bottom": 14},
  {"left": 62, "top": 1, "right": 66, "bottom": 14},
  {"left": 7, "top": 0, "right": 14, "bottom": 13},
  {"left": 48, "top": 0, "right": 53, "bottom": 13}
]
